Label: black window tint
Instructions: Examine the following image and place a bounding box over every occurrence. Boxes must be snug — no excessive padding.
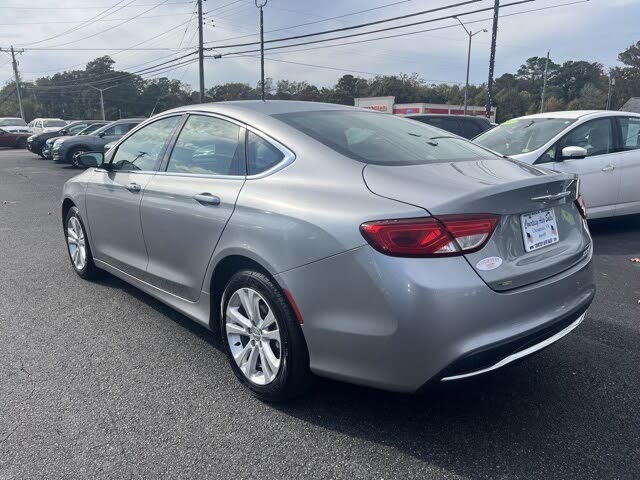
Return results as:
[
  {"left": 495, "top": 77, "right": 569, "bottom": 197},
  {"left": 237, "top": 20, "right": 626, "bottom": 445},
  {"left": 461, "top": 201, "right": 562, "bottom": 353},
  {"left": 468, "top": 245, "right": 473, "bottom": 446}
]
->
[
  {"left": 619, "top": 117, "right": 640, "bottom": 151},
  {"left": 166, "top": 115, "right": 245, "bottom": 176},
  {"left": 558, "top": 118, "right": 613, "bottom": 157},
  {"left": 461, "top": 120, "right": 482, "bottom": 139},
  {"left": 110, "top": 116, "right": 180, "bottom": 171},
  {"left": 421, "top": 117, "right": 461, "bottom": 135},
  {"left": 247, "top": 131, "right": 285, "bottom": 175}
]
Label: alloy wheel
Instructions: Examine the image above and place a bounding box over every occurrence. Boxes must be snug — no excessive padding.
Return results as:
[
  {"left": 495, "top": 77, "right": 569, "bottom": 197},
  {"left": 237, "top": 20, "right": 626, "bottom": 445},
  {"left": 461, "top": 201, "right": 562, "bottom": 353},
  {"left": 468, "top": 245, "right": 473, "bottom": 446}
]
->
[
  {"left": 226, "top": 287, "right": 282, "bottom": 385},
  {"left": 67, "top": 215, "right": 87, "bottom": 270}
]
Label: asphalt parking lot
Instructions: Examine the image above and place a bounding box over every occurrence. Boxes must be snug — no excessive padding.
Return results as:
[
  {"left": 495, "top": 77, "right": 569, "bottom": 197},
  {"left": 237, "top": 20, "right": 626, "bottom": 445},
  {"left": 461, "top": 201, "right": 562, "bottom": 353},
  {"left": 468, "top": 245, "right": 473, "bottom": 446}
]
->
[{"left": 1, "top": 148, "right": 638, "bottom": 479}]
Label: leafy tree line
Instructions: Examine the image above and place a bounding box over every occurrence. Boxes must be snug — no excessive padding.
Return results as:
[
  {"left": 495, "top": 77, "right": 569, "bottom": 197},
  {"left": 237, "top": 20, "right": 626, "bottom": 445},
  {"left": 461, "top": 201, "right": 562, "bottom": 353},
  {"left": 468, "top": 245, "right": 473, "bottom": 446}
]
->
[{"left": 1, "top": 41, "right": 639, "bottom": 123}]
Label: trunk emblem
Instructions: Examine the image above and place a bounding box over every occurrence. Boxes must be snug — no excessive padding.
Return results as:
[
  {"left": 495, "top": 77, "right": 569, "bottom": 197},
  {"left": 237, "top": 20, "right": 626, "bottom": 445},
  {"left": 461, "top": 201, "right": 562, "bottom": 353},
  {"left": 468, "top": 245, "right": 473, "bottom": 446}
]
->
[
  {"left": 531, "top": 191, "right": 572, "bottom": 202},
  {"left": 476, "top": 256, "right": 503, "bottom": 271}
]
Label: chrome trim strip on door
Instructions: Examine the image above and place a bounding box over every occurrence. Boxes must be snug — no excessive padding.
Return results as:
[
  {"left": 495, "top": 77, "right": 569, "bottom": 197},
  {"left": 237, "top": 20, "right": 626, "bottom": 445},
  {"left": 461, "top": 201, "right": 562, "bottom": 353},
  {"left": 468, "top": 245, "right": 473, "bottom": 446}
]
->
[{"left": 440, "top": 312, "right": 586, "bottom": 382}]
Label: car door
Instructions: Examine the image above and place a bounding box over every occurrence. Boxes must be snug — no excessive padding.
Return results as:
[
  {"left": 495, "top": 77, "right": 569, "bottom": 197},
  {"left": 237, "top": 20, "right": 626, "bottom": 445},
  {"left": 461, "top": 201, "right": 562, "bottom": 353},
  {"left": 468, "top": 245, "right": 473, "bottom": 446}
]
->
[
  {"left": 140, "top": 113, "right": 246, "bottom": 301},
  {"left": 84, "top": 115, "right": 182, "bottom": 277},
  {"left": 549, "top": 117, "right": 621, "bottom": 218},
  {"left": 614, "top": 116, "right": 640, "bottom": 216},
  {"left": 0, "top": 129, "right": 11, "bottom": 147}
]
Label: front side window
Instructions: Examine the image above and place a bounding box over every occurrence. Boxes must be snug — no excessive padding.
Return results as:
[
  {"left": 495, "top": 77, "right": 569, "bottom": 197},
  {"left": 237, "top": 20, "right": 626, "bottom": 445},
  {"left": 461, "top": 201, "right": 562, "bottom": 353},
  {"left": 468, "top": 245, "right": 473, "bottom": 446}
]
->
[
  {"left": 166, "top": 115, "right": 244, "bottom": 176},
  {"left": 475, "top": 117, "right": 576, "bottom": 156},
  {"left": 618, "top": 117, "right": 640, "bottom": 151},
  {"left": 557, "top": 118, "right": 613, "bottom": 158},
  {"left": 275, "top": 110, "right": 498, "bottom": 166},
  {"left": 247, "top": 131, "right": 285, "bottom": 175},
  {"left": 78, "top": 123, "right": 105, "bottom": 135},
  {"left": 66, "top": 123, "right": 89, "bottom": 135},
  {"left": 110, "top": 116, "right": 180, "bottom": 172}
]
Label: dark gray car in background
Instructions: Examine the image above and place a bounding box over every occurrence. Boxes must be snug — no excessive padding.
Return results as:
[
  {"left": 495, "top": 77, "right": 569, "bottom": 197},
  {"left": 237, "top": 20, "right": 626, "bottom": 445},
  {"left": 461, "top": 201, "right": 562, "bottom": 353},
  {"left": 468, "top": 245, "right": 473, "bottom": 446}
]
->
[
  {"left": 27, "top": 120, "right": 105, "bottom": 157},
  {"left": 61, "top": 101, "right": 595, "bottom": 401},
  {"left": 52, "top": 118, "right": 144, "bottom": 165}
]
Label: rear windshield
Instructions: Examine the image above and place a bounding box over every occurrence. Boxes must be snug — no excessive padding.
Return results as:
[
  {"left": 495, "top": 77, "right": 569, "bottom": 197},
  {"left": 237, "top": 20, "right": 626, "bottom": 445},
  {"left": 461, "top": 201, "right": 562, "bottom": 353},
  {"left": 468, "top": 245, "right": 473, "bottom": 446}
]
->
[
  {"left": 44, "top": 120, "right": 66, "bottom": 127},
  {"left": 0, "top": 118, "right": 27, "bottom": 127},
  {"left": 475, "top": 117, "right": 576, "bottom": 155},
  {"left": 273, "top": 110, "right": 500, "bottom": 166}
]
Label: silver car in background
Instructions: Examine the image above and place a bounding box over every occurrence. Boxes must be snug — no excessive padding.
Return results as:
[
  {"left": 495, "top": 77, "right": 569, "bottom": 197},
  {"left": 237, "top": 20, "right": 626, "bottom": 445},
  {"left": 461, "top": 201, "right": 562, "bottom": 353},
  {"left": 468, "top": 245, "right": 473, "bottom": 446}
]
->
[
  {"left": 62, "top": 101, "right": 595, "bottom": 401},
  {"left": 474, "top": 110, "right": 640, "bottom": 218}
]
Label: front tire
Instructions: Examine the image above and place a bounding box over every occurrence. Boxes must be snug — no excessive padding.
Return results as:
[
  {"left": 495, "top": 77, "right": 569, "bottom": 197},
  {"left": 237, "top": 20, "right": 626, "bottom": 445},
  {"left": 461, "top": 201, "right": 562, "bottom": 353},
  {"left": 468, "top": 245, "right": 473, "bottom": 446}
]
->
[
  {"left": 65, "top": 206, "right": 99, "bottom": 280},
  {"left": 221, "top": 270, "right": 312, "bottom": 402},
  {"left": 68, "top": 147, "right": 87, "bottom": 167}
]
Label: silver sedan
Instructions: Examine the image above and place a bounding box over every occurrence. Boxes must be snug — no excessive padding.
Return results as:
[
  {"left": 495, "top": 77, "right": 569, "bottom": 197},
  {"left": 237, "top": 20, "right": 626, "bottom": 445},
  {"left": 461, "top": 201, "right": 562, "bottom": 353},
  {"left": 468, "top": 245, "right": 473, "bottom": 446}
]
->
[{"left": 62, "top": 101, "right": 595, "bottom": 401}]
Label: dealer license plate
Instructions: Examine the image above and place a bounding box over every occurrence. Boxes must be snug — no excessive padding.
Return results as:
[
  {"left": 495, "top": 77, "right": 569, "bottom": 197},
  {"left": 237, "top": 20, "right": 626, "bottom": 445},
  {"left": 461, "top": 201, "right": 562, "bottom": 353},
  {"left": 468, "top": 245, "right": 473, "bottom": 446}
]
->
[{"left": 521, "top": 208, "right": 560, "bottom": 252}]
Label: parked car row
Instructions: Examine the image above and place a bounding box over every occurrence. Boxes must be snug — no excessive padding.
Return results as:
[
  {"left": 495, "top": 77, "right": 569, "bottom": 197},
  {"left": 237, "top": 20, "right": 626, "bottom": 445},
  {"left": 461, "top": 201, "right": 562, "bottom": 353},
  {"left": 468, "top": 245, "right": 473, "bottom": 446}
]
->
[{"left": 23, "top": 118, "right": 144, "bottom": 166}]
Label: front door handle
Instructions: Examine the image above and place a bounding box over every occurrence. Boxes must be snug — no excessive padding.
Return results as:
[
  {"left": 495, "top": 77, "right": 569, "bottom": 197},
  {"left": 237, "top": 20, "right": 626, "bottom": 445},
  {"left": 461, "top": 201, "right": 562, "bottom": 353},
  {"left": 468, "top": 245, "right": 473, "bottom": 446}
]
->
[
  {"left": 601, "top": 165, "right": 615, "bottom": 172},
  {"left": 193, "top": 193, "right": 221, "bottom": 205},
  {"left": 126, "top": 182, "right": 141, "bottom": 192}
]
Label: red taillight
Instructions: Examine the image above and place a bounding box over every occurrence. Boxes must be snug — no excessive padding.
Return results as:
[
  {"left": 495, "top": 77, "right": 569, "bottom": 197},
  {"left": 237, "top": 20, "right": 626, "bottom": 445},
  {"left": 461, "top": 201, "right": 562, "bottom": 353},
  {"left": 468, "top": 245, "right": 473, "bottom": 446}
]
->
[
  {"left": 575, "top": 194, "right": 587, "bottom": 219},
  {"left": 360, "top": 214, "right": 499, "bottom": 257}
]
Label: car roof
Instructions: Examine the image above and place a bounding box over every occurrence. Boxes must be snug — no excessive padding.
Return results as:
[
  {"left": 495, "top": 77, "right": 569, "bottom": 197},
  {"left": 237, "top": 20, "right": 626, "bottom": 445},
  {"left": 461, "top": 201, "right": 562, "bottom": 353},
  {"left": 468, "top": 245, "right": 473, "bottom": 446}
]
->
[
  {"left": 513, "top": 110, "right": 640, "bottom": 120},
  {"left": 405, "top": 114, "right": 489, "bottom": 121},
  {"left": 167, "top": 100, "right": 356, "bottom": 117}
]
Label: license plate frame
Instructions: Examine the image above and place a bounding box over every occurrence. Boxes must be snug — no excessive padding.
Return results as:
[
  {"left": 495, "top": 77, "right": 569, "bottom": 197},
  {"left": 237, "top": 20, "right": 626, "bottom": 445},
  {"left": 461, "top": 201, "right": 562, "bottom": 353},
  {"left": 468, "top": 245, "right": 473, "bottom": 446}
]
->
[{"left": 520, "top": 208, "right": 560, "bottom": 252}]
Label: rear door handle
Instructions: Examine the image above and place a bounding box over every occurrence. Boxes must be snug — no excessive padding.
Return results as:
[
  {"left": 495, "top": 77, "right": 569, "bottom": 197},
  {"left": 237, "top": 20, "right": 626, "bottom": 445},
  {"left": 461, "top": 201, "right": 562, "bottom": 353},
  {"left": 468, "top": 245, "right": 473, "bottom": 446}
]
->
[
  {"left": 126, "top": 182, "right": 141, "bottom": 192},
  {"left": 602, "top": 165, "right": 615, "bottom": 172},
  {"left": 193, "top": 193, "right": 221, "bottom": 205}
]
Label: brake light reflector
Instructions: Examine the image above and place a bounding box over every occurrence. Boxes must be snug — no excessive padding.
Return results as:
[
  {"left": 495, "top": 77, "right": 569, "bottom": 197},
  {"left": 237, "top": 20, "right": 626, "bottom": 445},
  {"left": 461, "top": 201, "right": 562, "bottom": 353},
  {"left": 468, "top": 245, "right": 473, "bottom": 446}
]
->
[{"left": 360, "top": 215, "right": 499, "bottom": 257}]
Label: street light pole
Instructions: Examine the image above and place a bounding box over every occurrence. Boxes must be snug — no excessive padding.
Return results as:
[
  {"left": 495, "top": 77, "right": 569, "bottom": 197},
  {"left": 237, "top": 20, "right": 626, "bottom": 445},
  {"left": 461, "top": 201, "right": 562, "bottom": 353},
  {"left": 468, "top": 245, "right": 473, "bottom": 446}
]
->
[
  {"left": 255, "top": 0, "right": 268, "bottom": 101},
  {"left": 89, "top": 85, "right": 116, "bottom": 121},
  {"left": 606, "top": 74, "right": 615, "bottom": 110},
  {"left": 454, "top": 17, "right": 487, "bottom": 116},
  {"left": 198, "top": 0, "right": 205, "bottom": 102}
]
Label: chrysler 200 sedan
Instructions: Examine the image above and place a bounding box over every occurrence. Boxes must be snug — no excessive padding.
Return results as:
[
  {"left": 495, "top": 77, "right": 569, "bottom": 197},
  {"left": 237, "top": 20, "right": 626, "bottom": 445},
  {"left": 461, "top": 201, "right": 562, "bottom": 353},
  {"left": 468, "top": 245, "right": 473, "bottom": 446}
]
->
[{"left": 62, "top": 101, "right": 595, "bottom": 401}]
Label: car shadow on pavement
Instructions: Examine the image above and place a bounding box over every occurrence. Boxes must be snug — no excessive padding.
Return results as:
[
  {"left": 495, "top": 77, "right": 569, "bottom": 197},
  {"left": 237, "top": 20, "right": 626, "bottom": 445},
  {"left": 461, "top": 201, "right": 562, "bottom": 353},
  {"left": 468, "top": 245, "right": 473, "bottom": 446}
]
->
[{"left": 589, "top": 214, "right": 640, "bottom": 256}]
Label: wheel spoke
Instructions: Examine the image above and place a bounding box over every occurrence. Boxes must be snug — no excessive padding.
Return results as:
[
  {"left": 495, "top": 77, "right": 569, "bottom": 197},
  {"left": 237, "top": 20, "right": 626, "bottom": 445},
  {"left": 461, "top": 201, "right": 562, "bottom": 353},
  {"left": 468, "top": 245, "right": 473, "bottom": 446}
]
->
[
  {"left": 260, "top": 341, "right": 281, "bottom": 373},
  {"left": 259, "top": 310, "right": 276, "bottom": 330},
  {"left": 259, "top": 348, "right": 274, "bottom": 382},
  {"left": 225, "top": 322, "right": 249, "bottom": 337},
  {"left": 67, "top": 236, "right": 77, "bottom": 246},
  {"left": 237, "top": 289, "right": 255, "bottom": 322},
  {"left": 233, "top": 342, "right": 252, "bottom": 364},
  {"left": 227, "top": 307, "right": 252, "bottom": 330},
  {"left": 67, "top": 228, "right": 78, "bottom": 241},
  {"left": 241, "top": 345, "right": 260, "bottom": 377},
  {"left": 261, "top": 328, "right": 280, "bottom": 341}
]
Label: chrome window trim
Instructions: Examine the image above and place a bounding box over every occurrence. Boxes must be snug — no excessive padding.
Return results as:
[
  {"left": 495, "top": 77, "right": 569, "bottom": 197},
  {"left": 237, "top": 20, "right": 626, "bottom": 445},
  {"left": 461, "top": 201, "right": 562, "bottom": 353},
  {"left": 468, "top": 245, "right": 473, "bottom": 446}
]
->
[{"left": 158, "top": 110, "right": 296, "bottom": 180}]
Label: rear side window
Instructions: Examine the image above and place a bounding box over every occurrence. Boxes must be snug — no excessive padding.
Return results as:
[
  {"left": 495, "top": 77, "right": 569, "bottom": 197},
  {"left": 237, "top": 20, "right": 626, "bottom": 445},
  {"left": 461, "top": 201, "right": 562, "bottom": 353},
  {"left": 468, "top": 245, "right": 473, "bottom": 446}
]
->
[
  {"left": 274, "top": 110, "right": 499, "bottom": 166},
  {"left": 166, "top": 115, "right": 245, "bottom": 176},
  {"left": 618, "top": 117, "right": 640, "bottom": 151},
  {"left": 247, "top": 131, "right": 285, "bottom": 175},
  {"left": 421, "top": 117, "right": 461, "bottom": 136}
]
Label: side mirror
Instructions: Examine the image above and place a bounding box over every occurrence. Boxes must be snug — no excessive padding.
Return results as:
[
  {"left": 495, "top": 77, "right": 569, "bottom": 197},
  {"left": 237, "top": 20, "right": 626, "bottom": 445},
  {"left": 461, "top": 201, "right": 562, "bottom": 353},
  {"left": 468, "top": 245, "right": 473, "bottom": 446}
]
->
[
  {"left": 104, "top": 142, "right": 115, "bottom": 152},
  {"left": 76, "top": 152, "right": 105, "bottom": 168},
  {"left": 98, "top": 132, "right": 105, "bottom": 138},
  {"left": 561, "top": 146, "right": 587, "bottom": 160}
]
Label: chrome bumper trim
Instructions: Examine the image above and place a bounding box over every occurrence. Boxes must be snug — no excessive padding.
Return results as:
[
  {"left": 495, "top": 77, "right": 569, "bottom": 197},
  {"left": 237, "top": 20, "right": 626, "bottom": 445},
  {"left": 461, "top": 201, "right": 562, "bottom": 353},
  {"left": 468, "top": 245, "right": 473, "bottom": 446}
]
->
[{"left": 441, "top": 312, "right": 586, "bottom": 382}]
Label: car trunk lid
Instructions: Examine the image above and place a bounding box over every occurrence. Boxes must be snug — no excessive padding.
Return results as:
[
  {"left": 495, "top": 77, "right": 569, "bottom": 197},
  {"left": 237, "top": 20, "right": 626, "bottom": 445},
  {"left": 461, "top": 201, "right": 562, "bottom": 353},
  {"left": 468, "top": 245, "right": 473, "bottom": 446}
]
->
[{"left": 362, "top": 159, "right": 591, "bottom": 291}]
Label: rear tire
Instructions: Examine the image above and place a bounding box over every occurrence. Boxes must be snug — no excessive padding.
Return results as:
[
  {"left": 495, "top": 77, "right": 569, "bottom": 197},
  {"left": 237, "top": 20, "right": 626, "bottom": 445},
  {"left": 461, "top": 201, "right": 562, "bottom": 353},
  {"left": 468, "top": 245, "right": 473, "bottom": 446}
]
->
[
  {"left": 220, "top": 270, "right": 312, "bottom": 402},
  {"left": 65, "top": 206, "right": 100, "bottom": 280}
]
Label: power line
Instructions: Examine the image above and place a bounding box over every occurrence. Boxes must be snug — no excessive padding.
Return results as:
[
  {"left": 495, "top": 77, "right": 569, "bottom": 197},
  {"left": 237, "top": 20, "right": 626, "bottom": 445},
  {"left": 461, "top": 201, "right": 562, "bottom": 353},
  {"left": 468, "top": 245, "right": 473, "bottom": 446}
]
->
[
  {"left": 0, "top": 12, "right": 194, "bottom": 26},
  {"left": 208, "top": 0, "right": 534, "bottom": 57},
  {"left": 205, "top": 0, "right": 485, "bottom": 49},
  {"left": 19, "top": 0, "right": 135, "bottom": 47},
  {"left": 20, "top": 0, "right": 173, "bottom": 49},
  {"left": 0, "top": 1, "right": 194, "bottom": 9}
]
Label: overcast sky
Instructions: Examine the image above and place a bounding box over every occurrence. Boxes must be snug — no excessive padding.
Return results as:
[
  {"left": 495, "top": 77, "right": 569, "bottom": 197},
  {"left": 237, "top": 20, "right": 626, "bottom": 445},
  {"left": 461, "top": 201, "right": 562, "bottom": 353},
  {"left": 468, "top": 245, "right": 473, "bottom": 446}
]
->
[{"left": 1, "top": 0, "right": 639, "bottom": 94}]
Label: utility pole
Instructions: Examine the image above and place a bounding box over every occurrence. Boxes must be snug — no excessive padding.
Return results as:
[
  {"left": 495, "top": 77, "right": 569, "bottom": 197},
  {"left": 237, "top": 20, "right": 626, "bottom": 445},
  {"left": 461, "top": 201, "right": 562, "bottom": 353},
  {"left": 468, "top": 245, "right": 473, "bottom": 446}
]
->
[
  {"left": 606, "top": 74, "right": 615, "bottom": 110},
  {"left": 89, "top": 85, "right": 115, "bottom": 121},
  {"left": 0, "top": 46, "right": 26, "bottom": 120},
  {"left": 485, "top": 0, "right": 500, "bottom": 120},
  {"left": 454, "top": 17, "right": 486, "bottom": 116},
  {"left": 255, "top": 0, "right": 268, "bottom": 101},
  {"left": 540, "top": 50, "right": 550, "bottom": 113},
  {"left": 197, "top": 0, "right": 205, "bottom": 102}
]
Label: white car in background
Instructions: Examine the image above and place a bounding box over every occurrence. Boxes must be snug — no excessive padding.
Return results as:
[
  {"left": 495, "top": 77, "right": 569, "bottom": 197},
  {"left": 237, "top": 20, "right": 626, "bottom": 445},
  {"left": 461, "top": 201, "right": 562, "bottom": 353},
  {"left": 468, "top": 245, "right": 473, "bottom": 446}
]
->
[
  {"left": 474, "top": 110, "right": 640, "bottom": 219},
  {"left": 28, "top": 118, "right": 67, "bottom": 135},
  {"left": 0, "top": 117, "right": 29, "bottom": 133}
]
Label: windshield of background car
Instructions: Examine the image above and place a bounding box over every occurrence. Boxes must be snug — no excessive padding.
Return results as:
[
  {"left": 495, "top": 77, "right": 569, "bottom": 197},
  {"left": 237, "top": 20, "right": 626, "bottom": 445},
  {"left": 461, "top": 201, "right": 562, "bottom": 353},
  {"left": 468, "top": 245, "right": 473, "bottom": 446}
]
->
[
  {"left": 273, "top": 110, "right": 501, "bottom": 166},
  {"left": 77, "top": 124, "right": 105, "bottom": 135},
  {"left": 474, "top": 117, "right": 576, "bottom": 155},
  {"left": 44, "top": 120, "right": 66, "bottom": 128},
  {"left": 0, "top": 118, "right": 27, "bottom": 127}
]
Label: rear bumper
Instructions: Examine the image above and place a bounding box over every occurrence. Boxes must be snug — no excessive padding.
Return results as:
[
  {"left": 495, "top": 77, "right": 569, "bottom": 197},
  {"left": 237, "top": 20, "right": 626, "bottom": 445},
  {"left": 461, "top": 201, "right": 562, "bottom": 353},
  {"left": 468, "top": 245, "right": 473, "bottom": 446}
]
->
[{"left": 276, "top": 245, "right": 595, "bottom": 392}]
